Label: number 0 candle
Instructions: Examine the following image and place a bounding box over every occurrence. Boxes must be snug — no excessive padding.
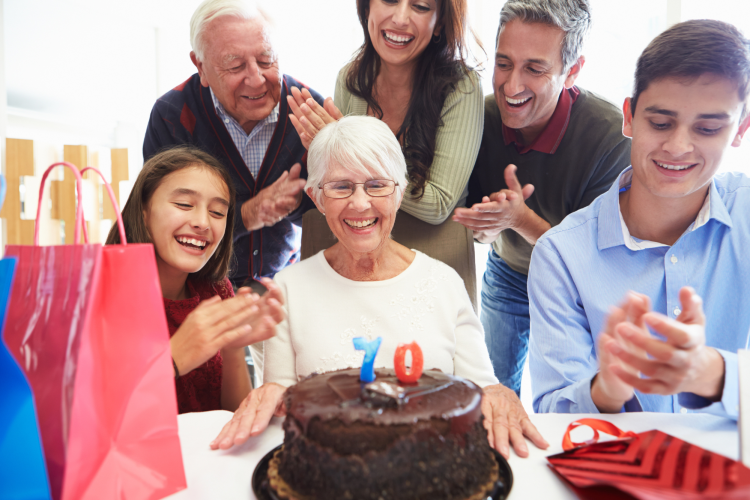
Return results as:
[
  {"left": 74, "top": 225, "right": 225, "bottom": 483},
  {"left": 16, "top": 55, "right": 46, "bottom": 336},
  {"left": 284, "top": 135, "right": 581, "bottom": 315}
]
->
[
  {"left": 353, "top": 336, "right": 382, "bottom": 383},
  {"left": 394, "top": 341, "right": 424, "bottom": 383}
]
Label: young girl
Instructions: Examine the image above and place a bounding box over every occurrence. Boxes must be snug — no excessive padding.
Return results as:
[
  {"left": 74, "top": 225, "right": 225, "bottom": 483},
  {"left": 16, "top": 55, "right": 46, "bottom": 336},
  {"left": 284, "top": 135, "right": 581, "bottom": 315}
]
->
[{"left": 106, "top": 145, "right": 283, "bottom": 413}]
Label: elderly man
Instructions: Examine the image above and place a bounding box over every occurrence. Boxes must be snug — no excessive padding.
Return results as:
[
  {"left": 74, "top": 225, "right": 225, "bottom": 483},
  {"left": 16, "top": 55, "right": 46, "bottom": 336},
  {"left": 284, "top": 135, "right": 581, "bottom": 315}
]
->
[
  {"left": 453, "top": 0, "right": 631, "bottom": 395},
  {"left": 144, "top": 0, "right": 323, "bottom": 288},
  {"left": 529, "top": 19, "right": 750, "bottom": 418}
]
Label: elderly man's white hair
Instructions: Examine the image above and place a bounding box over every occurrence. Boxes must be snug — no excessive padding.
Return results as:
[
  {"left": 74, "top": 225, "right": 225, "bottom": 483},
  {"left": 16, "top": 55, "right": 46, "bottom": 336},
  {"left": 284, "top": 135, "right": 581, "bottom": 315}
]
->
[
  {"left": 190, "top": 0, "right": 273, "bottom": 61},
  {"left": 307, "top": 116, "right": 409, "bottom": 207}
]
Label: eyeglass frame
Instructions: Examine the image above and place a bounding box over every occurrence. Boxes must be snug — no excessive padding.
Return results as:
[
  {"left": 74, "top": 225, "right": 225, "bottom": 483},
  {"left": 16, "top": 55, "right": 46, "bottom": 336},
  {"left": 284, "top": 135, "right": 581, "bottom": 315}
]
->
[{"left": 318, "top": 179, "right": 399, "bottom": 199}]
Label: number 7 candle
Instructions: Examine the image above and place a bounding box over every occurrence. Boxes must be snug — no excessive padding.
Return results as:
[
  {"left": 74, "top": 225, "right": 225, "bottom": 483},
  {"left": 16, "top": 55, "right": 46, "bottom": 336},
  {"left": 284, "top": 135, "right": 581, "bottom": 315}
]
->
[{"left": 353, "top": 337, "right": 382, "bottom": 383}]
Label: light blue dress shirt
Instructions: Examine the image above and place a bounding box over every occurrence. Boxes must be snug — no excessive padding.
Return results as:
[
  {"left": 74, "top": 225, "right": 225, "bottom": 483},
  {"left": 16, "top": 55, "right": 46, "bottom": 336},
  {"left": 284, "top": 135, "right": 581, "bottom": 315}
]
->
[
  {"left": 528, "top": 167, "right": 750, "bottom": 419},
  {"left": 210, "top": 88, "right": 279, "bottom": 179}
]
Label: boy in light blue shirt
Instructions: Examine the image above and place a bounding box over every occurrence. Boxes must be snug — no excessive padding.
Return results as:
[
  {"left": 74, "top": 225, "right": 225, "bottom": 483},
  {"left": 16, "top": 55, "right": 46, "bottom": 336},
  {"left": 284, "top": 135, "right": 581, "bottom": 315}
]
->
[{"left": 529, "top": 19, "right": 750, "bottom": 418}]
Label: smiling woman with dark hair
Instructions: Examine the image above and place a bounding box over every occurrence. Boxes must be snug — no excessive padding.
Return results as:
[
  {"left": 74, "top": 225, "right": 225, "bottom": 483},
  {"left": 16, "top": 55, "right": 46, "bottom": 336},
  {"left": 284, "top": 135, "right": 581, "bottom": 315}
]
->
[{"left": 287, "top": 0, "right": 484, "bottom": 225}]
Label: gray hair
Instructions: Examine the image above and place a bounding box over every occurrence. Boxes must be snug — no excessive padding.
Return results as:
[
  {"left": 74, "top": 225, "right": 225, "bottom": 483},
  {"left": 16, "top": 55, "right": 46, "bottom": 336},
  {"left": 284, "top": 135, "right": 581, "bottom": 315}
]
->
[
  {"left": 306, "top": 116, "right": 408, "bottom": 207},
  {"left": 497, "top": 0, "right": 591, "bottom": 72},
  {"left": 190, "top": 0, "right": 272, "bottom": 61}
]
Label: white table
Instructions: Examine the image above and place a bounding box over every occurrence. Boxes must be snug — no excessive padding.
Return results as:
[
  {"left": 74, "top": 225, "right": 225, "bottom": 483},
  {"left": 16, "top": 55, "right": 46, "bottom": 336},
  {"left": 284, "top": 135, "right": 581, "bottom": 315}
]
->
[{"left": 165, "top": 411, "right": 738, "bottom": 500}]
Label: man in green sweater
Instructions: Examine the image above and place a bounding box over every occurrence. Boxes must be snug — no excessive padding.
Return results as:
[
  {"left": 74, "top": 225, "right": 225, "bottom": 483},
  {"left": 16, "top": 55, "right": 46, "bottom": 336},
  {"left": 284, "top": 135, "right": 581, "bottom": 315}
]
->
[{"left": 453, "top": 0, "right": 631, "bottom": 395}]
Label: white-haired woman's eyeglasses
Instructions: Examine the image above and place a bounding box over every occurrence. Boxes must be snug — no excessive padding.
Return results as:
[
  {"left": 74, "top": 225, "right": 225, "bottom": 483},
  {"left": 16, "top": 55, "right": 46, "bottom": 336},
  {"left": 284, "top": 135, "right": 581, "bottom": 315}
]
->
[{"left": 319, "top": 179, "right": 398, "bottom": 199}]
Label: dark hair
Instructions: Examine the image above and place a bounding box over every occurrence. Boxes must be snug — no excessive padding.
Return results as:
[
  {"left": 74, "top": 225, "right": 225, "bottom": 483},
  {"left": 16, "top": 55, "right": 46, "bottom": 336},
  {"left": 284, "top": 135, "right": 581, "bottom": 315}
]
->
[
  {"left": 347, "top": 0, "right": 478, "bottom": 198},
  {"left": 632, "top": 19, "right": 750, "bottom": 117},
  {"left": 105, "top": 145, "right": 236, "bottom": 284}
]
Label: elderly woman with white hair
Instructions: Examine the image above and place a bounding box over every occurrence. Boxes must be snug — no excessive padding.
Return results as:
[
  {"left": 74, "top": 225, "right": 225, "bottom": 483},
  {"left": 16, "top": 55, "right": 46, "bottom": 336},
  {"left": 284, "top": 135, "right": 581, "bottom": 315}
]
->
[{"left": 211, "top": 116, "right": 548, "bottom": 458}]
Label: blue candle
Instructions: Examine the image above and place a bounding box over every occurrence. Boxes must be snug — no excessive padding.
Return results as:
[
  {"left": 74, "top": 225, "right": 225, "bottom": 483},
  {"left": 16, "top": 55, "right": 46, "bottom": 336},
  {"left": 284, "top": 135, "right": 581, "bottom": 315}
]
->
[{"left": 353, "top": 336, "right": 382, "bottom": 383}]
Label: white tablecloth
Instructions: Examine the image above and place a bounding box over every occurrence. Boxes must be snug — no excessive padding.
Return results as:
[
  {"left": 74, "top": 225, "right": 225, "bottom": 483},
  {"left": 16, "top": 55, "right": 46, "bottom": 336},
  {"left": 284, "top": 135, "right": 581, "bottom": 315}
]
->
[{"left": 164, "top": 411, "right": 738, "bottom": 500}]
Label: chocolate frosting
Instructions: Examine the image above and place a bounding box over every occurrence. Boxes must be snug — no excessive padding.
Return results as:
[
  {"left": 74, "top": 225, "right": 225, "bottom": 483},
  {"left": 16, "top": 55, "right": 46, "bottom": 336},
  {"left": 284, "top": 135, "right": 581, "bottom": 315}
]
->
[{"left": 284, "top": 368, "right": 483, "bottom": 432}]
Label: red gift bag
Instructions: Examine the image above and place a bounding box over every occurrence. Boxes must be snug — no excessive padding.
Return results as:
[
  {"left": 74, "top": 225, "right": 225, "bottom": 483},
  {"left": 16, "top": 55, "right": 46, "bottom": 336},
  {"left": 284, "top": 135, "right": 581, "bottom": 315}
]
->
[
  {"left": 547, "top": 418, "right": 750, "bottom": 500},
  {"left": 3, "top": 162, "right": 186, "bottom": 500}
]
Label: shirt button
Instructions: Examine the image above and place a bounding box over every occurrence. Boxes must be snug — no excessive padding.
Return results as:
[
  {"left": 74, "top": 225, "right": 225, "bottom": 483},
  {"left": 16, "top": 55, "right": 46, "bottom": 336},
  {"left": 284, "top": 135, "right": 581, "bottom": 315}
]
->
[
  {"left": 674, "top": 308, "right": 681, "bottom": 316},
  {"left": 253, "top": 250, "right": 259, "bottom": 256},
  {"left": 224, "top": 118, "right": 230, "bottom": 124},
  {"left": 670, "top": 255, "right": 678, "bottom": 264},
  {"left": 680, "top": 407, "right": 688, "bottom": 414}
]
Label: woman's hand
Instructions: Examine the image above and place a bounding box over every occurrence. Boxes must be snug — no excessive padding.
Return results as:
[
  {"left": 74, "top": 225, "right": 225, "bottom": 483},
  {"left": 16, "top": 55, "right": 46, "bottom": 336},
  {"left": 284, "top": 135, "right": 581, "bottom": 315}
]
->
[
  {"left": 481, "top": 383, "right": 549, "bottom": 459},
  {"left": 170, "top": 290, "right": 281, "bottom": 376},
  {"left": 210, "top": 382, "right": 287, "bottom": 450},
  {"left": 287, "top": 86, "right": 343, "bottom": 149}
]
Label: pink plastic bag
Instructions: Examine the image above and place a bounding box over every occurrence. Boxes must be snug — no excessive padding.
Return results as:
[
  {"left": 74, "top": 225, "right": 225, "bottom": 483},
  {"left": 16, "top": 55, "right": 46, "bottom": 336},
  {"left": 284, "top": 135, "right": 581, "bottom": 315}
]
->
[{"left": 4, "top": 162, "right": 186, "bottom": 500}]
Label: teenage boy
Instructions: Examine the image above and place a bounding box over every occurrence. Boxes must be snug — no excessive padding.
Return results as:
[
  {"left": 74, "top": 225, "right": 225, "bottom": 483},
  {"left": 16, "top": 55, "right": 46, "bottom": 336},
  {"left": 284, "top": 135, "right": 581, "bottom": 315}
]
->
[{"left": 529, "top": 19, "right": 750, "bottom": 417}]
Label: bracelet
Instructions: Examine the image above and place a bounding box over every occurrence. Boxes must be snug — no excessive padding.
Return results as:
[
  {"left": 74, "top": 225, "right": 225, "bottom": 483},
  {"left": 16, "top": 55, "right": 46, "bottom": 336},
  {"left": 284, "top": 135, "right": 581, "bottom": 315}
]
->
[{"left": 172, "top": 357, "right": 180, "bottom": 379}]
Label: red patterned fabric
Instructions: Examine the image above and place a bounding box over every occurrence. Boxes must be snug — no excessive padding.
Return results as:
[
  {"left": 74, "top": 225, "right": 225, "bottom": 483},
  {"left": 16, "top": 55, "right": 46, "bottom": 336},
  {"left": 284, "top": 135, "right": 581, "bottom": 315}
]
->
[
  {"left": 548, "top": 419, "right": 750, "bottom": 499},
  {"left": 180, "top": 104, "right": 197, "bottom": 135},
  {"left": 163, "top": 278, "right": 234, "bottom": 413}
]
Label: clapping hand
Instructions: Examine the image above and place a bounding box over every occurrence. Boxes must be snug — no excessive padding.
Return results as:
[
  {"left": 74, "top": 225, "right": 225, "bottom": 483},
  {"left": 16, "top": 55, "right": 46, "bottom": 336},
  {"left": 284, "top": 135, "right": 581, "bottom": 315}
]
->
[
  {"left": 240, "top": 163, "right": 306, "bottom": 231},
  {"left": 222, "top": 278, "right": 284, "bottom": 349},
  {"left": 287, "top": 86, "right": 343, "bottom": 149},
  {"left": 452, "top": 164, "right": 536, "bottom": 244},
  {"left": 607, "top": 287, "right": 724, "bottom": 400},
  {"left": 170, "top": 285, "right": 283, "bottom": 376},
  {"left": 481, "top": 383, "right": 549, "bottom": 459},
  {"left": 592, "top": 292, "right": 651, "bottom": 412},
  {"left": 593, "top": 287, "right": 724, "bottom": 412}
]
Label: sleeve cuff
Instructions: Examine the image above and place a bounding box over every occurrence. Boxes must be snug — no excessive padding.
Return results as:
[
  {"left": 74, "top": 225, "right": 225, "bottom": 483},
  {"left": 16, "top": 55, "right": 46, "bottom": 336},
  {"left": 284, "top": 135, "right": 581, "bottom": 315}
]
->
[
  {"left": 572, "top": 375, "right": 641, "bottom": 414},
  {"left": 555, "top": 376, "right": 602, "bottom": 414},
  {"left": 678, "top": 349, "right": 738, "bottom": 419}
]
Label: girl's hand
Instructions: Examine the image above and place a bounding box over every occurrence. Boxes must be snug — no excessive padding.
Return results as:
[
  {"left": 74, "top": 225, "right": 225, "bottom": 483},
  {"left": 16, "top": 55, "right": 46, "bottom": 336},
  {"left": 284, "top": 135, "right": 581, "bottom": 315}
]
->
[
  {"left": 287, "top": 87, "right": 343, "bottom": 149},
  {"left": 223, "top": 278, "right": 285, "bottom": 349},
  {"left": 210, "top": 382, "right": 287, "bottom": 450},
  {"left": 170, "top": 292, "right": 278, "bottom": 375}
]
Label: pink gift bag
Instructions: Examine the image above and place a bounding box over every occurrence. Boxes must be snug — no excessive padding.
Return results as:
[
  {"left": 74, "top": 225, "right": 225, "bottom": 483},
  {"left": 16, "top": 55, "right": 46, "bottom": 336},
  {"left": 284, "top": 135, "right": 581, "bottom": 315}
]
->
[{"left": 4, "top": 162, "right": 186, "bottom": 499}]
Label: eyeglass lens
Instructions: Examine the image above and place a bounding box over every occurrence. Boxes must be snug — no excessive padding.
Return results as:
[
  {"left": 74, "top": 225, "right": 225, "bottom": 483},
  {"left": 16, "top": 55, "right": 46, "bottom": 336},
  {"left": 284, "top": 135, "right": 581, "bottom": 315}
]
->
[{"left": 323, "top": 180, "right": 395, "bottom": 198}]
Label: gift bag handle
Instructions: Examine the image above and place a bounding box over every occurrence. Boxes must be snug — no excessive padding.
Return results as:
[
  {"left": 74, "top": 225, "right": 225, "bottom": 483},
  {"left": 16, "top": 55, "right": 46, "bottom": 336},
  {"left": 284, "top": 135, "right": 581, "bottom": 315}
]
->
[
  {"left": 79, "top": 167, "right": 127, "bottom": 245},
  {"left": 0, "top": 174, "right": 6, "bottom": 212},
  {"left": 35, "top": 162, "right": 88, "bottom": 246},
  {"left": 562, "top": 418, "right": 639, "bottom": 451}
]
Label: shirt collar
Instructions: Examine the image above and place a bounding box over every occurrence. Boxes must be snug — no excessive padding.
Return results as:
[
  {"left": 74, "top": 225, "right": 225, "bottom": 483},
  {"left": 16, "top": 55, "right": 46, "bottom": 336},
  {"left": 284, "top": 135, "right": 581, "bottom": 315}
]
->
[
  {"left": 598, "top": 167, "right": 732, "bottom": 251},
  {"left": 209, "top": 87, "right": 279, "bottom": 136},
  {"left": 502, "top": 86, "right": 580, "bottom": 155}
]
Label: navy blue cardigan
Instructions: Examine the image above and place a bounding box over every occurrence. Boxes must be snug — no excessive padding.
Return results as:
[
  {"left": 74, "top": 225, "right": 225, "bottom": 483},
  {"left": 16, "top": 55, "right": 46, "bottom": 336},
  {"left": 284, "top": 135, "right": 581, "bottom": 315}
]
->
[{"left": 144, "top": 73, "right": 323, "bottom": 286}]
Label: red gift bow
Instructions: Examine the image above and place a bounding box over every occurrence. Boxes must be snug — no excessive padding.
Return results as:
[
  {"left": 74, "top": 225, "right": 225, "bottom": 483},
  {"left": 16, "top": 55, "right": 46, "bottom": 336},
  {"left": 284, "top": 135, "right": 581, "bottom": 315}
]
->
[
  {"left": 562, "top": 418, "right": 639, "bottom": 451},
  {"left": 547, "top": 418, "right": 750, "bottom": 499}
]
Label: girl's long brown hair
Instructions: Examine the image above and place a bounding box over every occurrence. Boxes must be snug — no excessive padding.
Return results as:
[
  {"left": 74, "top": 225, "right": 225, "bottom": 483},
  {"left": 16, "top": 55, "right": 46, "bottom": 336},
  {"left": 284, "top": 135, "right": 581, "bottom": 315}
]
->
[
  {"left": 347, "top": 0, "right": 478, "bottom": 198},
  {"left": 105, "top": 145, "right": 236, "bottom": 284}
]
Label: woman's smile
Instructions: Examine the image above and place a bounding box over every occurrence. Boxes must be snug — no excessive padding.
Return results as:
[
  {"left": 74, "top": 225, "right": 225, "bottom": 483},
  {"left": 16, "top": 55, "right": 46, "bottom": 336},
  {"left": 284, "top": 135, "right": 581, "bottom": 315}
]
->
[{"left": 344, "top": 217, "right": 379, "bottom": 228}]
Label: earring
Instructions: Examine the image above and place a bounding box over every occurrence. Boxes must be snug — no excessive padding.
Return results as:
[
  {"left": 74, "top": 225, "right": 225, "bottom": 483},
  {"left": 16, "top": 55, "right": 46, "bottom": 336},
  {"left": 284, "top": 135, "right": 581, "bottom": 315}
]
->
[{"left": 432, "top": 32, "right": 443, "bottom": 44}]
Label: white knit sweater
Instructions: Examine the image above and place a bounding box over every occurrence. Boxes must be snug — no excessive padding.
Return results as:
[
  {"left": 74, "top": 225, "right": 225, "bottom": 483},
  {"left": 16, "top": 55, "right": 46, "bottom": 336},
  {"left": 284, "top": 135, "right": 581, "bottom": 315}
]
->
[{"left": 263, "top": 250, "right": 498, "bottom": 388}]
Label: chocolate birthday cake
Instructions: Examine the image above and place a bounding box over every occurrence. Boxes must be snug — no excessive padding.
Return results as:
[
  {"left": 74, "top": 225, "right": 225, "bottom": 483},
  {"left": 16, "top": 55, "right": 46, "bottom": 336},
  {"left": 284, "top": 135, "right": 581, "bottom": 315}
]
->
[{"left": 267, "top": 368, "right": 498, "bottom": 500}]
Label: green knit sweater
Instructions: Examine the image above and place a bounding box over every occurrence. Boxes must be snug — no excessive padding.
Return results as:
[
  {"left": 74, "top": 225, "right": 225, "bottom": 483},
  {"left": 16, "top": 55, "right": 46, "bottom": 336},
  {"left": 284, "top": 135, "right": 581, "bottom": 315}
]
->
[{"left": 334, "top": 64, "right": 484, "bottom": 225}]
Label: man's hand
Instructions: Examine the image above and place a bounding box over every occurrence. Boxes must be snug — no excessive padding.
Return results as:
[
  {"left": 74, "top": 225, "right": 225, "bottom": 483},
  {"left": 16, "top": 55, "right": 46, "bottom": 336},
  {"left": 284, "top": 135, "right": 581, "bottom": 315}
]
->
[
  {"left": 591, "top": 293, "right": 651, "bottom": 412},
  {"left": 453, "top": 164, "right": 549, "bottom": 244},
  {"left": 287, "top": 87, "right": 343, "bottom": 149},
  {"left": 608, "top": 287, "right": 724, "bottom": 401},
  {"left": 241, "top": 163, "right": 306, "bottom": 231},
  {"left": 210, "top": 383, "right": 287, "bottom": 450},
  {"left": 481, "top": 383, "right": 549, "bottom": 459}
]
